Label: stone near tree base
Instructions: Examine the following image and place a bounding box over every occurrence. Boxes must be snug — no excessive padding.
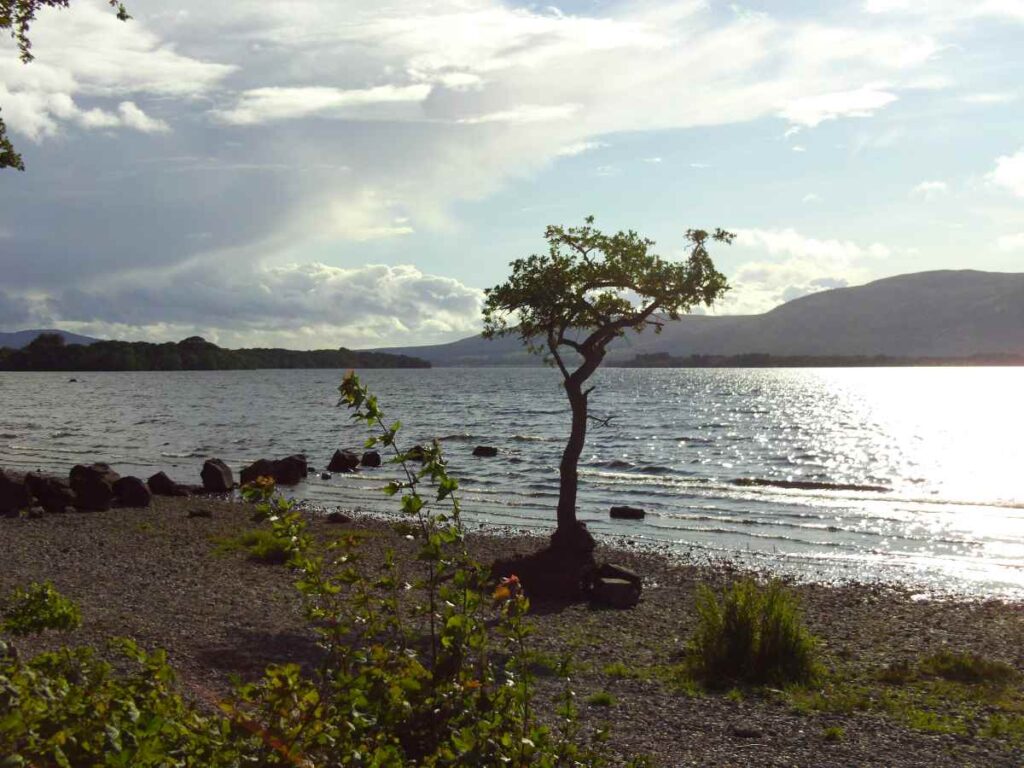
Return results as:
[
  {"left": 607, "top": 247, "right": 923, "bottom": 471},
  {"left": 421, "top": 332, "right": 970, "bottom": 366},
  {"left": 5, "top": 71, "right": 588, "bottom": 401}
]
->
[
  {"left": 320, "top": 472, "right": 332, "bottom": 480},
  {"left": 594, "top": 562, "right": 642, "bottom": 590},
  {"left": 610, "top": 505, "right": 645, "bottom": 520},
  {"left": 326, "top": 511, "right": 352, "bottom": 524},
  {"left": 25, "top": 473, "right": 75, "bottom": 515},
  {"left": 70, "top": 463, "right": 120, "bottom": 511},
  {"left": 240, "top": 459, "right": 275, "bottom": 486},
  {"left": 113, "top": 476, "right": 152, "bottom": 508},
  {"left": 360, "top": 450, "right": 382, "bottom": 468},
  {"left": 472, "top": 446, "right": 499, "bottom": 458},
  {"left": 0, "top": 469, "right": 31, "bottom": 517},
  {"left": 590, "top": 576, "right": 641, "bottom": 609},
  {"left": 148, "top": 471, "right": 188, "bottom": 497},
  {"left": 328, "top": 450, "right": 360, "bottom": 473},
  {"left": 273, "top": 454, "right": 308, "bottom": 485},
  {"left": 201, "top": 458, "right": 234, "bottom": 493}
]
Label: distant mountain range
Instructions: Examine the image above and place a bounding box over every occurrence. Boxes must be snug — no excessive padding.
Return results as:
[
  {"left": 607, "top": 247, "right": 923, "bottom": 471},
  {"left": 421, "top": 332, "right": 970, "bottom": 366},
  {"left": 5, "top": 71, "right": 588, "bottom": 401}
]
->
[
  {"left": 372, "top": 270, "right": 1024, "bottom": 365},
  {"left": 0, "top": 329, "right": 101, "bottom": 349}
]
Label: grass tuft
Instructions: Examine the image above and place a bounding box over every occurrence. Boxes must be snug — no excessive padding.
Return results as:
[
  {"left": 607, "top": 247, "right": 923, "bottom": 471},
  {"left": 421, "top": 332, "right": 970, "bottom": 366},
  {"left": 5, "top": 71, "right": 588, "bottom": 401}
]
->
[
  {"left": 919, "top": 650, "right": 1018, "bottom": 686},
  {"left": 586, "top": 691, "right": 616, "bottom": 707},
  {"left": 690, "top": 578, "right": 818, "bottom": 686}
]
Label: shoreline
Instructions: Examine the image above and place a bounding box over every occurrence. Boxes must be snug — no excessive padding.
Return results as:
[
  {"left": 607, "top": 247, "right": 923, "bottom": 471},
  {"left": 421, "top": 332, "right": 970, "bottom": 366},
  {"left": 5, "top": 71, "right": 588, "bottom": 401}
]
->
[{"left": 2, "top": 495, "right": 1022, "bottom": 766}]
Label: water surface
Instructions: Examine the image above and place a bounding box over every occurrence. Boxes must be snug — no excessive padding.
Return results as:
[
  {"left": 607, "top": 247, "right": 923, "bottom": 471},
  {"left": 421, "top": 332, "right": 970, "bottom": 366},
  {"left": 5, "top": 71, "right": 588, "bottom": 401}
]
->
[{"left": 1, "top": 367, "right": 1021, "bottom": 598}]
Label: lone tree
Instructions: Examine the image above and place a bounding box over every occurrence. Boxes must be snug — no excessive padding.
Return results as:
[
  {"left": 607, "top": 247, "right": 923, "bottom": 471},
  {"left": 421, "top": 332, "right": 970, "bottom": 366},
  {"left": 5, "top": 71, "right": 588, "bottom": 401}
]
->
[
  {"left": 1, "top": 1, "right": 130, "bottom": 170},
  {"left": 483, "top": 217, "right": 732, "bottom": 554}
]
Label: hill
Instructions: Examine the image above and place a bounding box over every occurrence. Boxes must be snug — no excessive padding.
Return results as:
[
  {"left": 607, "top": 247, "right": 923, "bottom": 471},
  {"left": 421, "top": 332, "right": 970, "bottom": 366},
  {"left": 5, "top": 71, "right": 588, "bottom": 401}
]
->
[
  {"left": 0, "top": 329, "right": 101, "bottom": 349},
  {"left": 371, "top": 270, "right": 1024, "bottom": 365},
  {"left": 0, "top": 334, "right": 429, "bottom": 371}
]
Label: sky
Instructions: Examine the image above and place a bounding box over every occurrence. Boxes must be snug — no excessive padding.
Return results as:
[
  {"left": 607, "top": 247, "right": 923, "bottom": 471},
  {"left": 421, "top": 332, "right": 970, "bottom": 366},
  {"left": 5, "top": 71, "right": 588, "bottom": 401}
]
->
[{"left": 0, "top": 0, "right": 1022, "bottom": 349}]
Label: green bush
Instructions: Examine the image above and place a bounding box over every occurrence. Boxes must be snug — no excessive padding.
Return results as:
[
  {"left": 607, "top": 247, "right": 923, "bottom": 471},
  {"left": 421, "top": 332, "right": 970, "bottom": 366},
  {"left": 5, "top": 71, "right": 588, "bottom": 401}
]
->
[
  {"left": 919, "top": 650, "right": 1018, "bottom": 685},
  {"left": 2, "top": 581, "right": 81, "bottom": 636},
  {"left": 586, "top": 691, "right": 616, "bottom": 707},
  {"left": 690, "top": 578, "right": 818, "bottom": 686}
]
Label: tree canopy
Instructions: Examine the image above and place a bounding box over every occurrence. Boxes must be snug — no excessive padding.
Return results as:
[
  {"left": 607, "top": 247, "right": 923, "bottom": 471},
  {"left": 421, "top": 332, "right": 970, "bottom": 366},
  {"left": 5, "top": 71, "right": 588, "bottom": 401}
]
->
[{"left": 0, "top": 0, "right": 130, "bottom": 171}]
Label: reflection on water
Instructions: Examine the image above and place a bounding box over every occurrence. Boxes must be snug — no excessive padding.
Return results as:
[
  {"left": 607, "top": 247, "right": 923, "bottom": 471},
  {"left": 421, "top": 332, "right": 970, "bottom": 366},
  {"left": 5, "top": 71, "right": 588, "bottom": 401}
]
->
[{"left": 1, "top": 367, "right": 1022, "bottom": 597}]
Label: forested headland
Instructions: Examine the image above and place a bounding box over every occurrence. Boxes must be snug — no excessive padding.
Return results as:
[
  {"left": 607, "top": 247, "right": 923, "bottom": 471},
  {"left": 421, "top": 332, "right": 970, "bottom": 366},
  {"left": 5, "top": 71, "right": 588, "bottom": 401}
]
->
[{"left": 0, "top": 334, "right": 430, "bottom": 371}]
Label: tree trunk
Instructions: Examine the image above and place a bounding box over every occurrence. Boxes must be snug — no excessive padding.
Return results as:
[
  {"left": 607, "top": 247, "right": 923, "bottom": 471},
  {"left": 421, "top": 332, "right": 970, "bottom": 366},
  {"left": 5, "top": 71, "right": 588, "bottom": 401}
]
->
[{"left": 556, "top": 379, "right": 588, "bottom": 534}]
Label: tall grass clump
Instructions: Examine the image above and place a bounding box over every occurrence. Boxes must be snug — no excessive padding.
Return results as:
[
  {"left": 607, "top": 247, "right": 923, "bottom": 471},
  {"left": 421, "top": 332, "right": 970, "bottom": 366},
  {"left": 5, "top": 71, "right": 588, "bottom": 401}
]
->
[{"left": 690, "top": 578, "right": 818, "bottom": 686}]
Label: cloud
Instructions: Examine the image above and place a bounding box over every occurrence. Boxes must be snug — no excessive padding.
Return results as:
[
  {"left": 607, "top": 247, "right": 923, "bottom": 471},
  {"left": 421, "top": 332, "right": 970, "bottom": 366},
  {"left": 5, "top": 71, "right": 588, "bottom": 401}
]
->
[
  {"left": 44, "top": 262, "right": 484, "bottom": 349},
  {"left": 717, "top": 228, "right": 890, "bottom": 313},
  {"left": 864, "top": 0, "right": 1024, "bottom": 23},
  {"left": 996, "top": 233, "right": 1024, "bottom": 251},
  {"left": 556, "top": 140, "right": 606, "bottom": 157},
  {"left": 963, "top": 92, "right": 1017, "bottom": 104},
  {"left": 911, "top": 180, "right": 949, "bottom": 199},
  {"left": 781, "top": 86, "right": 899, "bottom": 128},
  {"left": 988, "top": 148, "right": 1024, "bottom": 197},
  {"left": 456, "top": 103, "right": 581, "bottom": 124},
  {"left": 212, "top": 84, "right": 433, "bottom": 125},
  {"left": 0, "top": 0, "right": 232, "bottom": 140}
]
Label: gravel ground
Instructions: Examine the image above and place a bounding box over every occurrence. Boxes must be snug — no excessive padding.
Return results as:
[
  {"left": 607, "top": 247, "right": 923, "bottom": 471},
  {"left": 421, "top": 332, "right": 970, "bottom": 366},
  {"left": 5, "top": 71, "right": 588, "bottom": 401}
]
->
[{"left": 2, "top": 496, "right": 1022, "bottom": 767}]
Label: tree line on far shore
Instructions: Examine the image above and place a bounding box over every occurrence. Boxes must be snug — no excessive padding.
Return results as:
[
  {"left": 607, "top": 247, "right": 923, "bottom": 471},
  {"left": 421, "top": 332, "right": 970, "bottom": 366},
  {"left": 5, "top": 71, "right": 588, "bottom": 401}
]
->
[{"left": 0, "top": 334, "right": 430, "bottom": 371}]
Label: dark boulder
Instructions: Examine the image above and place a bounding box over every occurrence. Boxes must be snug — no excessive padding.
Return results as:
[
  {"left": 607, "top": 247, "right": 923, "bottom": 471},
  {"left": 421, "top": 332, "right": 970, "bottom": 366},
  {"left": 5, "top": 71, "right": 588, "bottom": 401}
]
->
[
  {"left": 272, "top": 454, "right": 307, "bottom": 485},
  {"left": 406, "top": 445, "right": 428, "bottom": 462},
  {"left": 590, "top": 576, "right": 641, "bottom": 609},
  {"left": 326, "top": 511, "right": 352, "bottom": 524},
  {"left": 472, "top": 445, "right": 499, "bottom": 458},
  {"left": 320, "top": 472, "right": 332, "bottom": 480},
  {"left": 328, "top": 450, "right": 359, "bottom": 473},
  {"left": 0, "top": 469, "right": 32, "bottom": 517},
  {"left": 240, "top": 459, "right": 275, "bottom": 486},
  {"left": 147, "top": 471, "right": 188, "bottom": 497},
  {"left": 594, "top": 563, "right": 642, "bottom": 590},
  {"left": 25, "top": 473, "right": 75, "bottom": 514},
  {"left": 201, "top": 458, "right": 234, "bottom": 493},
  {"left": 609, "top": 505, "right": 645, "bottom": 520},
  {"left": 360, "top": 450, "right": 382, "bottom": 468},
  {"left": 114, "top": 476, "right": 152, "bottom": 508},
  {"left": 70, "top": 463, "right": 120, "bottom": 511}
]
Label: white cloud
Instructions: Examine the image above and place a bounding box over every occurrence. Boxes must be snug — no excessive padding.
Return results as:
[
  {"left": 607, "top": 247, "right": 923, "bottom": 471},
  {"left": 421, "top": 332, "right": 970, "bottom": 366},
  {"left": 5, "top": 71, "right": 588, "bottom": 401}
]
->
[
  {"left": 48, "top": 261, "right": 484, "bottom": 349},
  {"left": 864, "top": 0, "right": 1024, "bottom": 23},
  {"left": 212, "top": 84, "right": 433, "bottom": 125},
  {"left": 781, "top": 85, "right": 899, "bottom": 128},
  {"left": 791, "top": 145, "right": 806, "bottom": 152},
  {"left": 802, "top": 193, "right": 820, "bottom": 203},
  {"left": 643, "top": 156, "right": 663, "bottom": 163},
  {"left": 963, "top": 92, "right": 1017, "bottom": 104},
  {"left": 717, "top": 227, "right": 891, "bottom": 313},
  {"left": 996, "top": 233, "right": 1024, "bottom": 251},
  {"left": 911, "top": 180, "right": 949, "bottom": 199},
  {"left": 556, "top": 140, "right": 606, "bottom": 156},
  {"left": 0, "top": 0, "right": 232, "bottom": 139},
  {"left": 457, "top": 103, "right": 580, "bottom": 124},
  {"left": 988, "top": 148, "right": 1024, "bottom": 197}
]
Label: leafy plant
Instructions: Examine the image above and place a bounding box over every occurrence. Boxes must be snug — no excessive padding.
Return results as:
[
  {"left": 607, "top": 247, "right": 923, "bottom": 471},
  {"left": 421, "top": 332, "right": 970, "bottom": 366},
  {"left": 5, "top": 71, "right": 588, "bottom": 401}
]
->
[
  {"left": 2, "top": 581, "right": 81, "bottom": 636},
  {"left": 690, "top": 578, "right": 818, "bottom": 686}
]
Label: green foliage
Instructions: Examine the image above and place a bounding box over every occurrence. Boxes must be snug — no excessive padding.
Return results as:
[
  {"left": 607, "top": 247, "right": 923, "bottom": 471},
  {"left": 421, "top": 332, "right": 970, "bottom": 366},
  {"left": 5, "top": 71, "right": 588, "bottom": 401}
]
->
[
  {"left": 224, "top": 529, "right": 294, "bottom": 564},
  {"left": 2, "top": 581, "right": 81, "bottom": 636},
  {"left": 919, "top": 650, "right": 1019, "bottom": 686},
  {"left": 690, "top": 579, "right": 818, "bottom": 686}
]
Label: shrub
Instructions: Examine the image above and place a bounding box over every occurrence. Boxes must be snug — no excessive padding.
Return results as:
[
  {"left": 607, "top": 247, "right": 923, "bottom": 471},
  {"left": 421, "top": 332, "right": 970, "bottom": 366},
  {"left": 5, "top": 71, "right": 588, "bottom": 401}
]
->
[
  {"left": 822, "top": 726, "right": 845, "bottom": 742},
  {"left": 690, "top": 578, "right": 818, "bottom": 686},
  {"left": 919, "top": 650, "right": 1018, "bottom": 686},
  {"left": 2, "top": 581, "right": 81, "bottom": 636}
]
